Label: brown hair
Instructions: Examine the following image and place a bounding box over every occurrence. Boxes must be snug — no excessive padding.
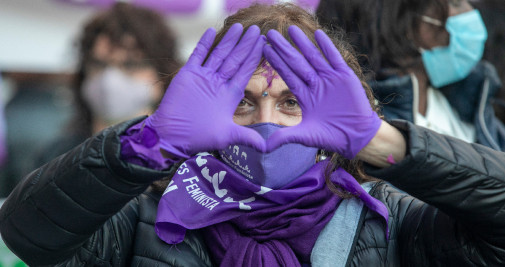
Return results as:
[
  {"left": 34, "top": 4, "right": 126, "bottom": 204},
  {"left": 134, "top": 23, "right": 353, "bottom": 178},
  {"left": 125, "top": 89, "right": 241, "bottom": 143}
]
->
[
  {"left": 212, "top": 3, "right": 377, "bottom": 111},
  {"left": 72, "top": 2, "right": 180, "bottom": 137},
  {"left": 215, "top": 3, "right": 379, "bottom": 197},
  {"left": 154, "top": 3, "right": 380, "bottom": 197}
]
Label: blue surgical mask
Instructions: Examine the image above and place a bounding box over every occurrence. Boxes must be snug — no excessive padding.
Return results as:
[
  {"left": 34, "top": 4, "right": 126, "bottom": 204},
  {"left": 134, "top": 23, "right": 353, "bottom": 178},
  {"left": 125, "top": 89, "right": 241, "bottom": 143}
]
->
[
  {"left": 420, "top": 10, "right": 487, "bottom": 88},
  {"left": 219, "top": 123, "right": 319, "bottom": 189}
]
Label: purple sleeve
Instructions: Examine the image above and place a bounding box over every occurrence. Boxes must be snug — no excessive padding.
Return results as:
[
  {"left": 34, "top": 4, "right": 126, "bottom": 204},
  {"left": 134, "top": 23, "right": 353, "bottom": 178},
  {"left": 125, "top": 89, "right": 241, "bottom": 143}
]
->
[{"left": 120, "top": 120, "right": 176, "bottom": 170}]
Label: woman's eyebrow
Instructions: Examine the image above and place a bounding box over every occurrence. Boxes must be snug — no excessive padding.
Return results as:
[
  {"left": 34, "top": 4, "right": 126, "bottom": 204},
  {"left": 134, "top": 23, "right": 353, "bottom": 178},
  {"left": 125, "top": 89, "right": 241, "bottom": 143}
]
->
[
  {"left": 280, "top": 89, "right": 293, "bottom": 96},
  {"left": 244, "top": 90, "right": 254, "bottom": 97}
]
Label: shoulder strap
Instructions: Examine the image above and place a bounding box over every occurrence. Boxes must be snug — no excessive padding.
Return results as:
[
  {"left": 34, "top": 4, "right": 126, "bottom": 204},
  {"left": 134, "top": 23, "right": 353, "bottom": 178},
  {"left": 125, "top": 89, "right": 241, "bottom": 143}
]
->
[{"left": 310, "top": 182, "right": 375, "bottom": 266}]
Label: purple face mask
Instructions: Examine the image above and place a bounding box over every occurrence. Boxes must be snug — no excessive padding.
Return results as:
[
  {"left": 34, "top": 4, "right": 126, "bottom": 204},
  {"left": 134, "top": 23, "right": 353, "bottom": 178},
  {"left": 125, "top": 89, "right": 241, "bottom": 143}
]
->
[{"left": 219, "top": 123, "right": 319, "bottom": 189}]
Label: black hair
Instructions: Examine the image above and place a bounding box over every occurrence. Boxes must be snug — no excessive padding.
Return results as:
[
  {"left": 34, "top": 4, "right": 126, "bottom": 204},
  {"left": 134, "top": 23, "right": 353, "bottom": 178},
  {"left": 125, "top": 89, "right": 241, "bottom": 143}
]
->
[{"left": 316, "top": 0, "right": 448, "bottom": 79}]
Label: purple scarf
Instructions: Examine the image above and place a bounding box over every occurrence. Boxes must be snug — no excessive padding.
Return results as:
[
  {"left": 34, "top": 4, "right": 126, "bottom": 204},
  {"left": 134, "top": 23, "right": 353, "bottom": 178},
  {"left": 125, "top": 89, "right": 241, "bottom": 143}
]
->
[{"left": 156, "top": 153, "right": 388, "bottom": 266}]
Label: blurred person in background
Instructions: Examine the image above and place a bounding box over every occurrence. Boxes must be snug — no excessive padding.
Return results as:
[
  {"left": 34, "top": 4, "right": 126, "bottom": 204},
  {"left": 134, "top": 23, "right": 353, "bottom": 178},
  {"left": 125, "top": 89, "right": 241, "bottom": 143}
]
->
[
  {"left": 0, "top": 2, "right": 180, "bottom": 199},
  {"left": 0, "top": 72, "right": 74, "bottom": 199},
  {"left": 472, "top": 0, "right": 505, "bottom": 122},
  {"left": 35, "top": 3, "right": 180, "bottom": 167},
  {"left": 317, "top": 0, "right": 505, "bottom": 151}
]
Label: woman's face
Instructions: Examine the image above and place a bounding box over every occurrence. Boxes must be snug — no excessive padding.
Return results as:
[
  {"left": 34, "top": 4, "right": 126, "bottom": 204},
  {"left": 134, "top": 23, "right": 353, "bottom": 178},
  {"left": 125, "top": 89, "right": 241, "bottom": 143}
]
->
[
  {"left": 233, "top": 65, "right": 302, "bottom": 126},
  {"left": 85, "top": 34, "right": 163, "bottom": 101},
  {"left": 417, "top": 0, "right": 474, "bottom": 49}
]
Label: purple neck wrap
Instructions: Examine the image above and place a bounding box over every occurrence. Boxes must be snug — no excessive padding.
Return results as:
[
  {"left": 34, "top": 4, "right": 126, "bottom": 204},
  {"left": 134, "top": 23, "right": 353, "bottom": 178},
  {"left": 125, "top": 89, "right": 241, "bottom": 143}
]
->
[{"left": 155, "top": 153, "right": 388, "bottom": 266}]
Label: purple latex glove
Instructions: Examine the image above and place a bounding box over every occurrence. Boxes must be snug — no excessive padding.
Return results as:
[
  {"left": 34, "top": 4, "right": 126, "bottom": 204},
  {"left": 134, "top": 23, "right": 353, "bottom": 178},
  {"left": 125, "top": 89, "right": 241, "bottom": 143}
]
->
[
  {"left": 145, "top": 24, "right": 267, "bottom": 159},
  {"left": 263, "top": 26, "right": 381, "bottom": 159}
]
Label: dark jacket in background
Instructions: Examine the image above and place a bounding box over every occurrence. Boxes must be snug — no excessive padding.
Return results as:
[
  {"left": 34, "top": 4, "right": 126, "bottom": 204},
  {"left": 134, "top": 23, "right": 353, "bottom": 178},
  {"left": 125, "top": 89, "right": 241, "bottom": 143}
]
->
[
  {"left": 1, "top": 119, "right": 505, "bottom": 266},
  {"left": 371, "top": 61, "right": 505, "bottom": 151}
]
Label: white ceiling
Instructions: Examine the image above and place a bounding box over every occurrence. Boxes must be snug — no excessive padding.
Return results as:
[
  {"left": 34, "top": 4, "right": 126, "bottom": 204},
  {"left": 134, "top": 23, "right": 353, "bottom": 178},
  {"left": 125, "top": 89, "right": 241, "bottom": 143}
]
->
[
  {"left": 0, "top": 0, "right": 318, "bottom": 73},
  {"left": 0, "top": 0, "right": 227, "bottom": 73}
]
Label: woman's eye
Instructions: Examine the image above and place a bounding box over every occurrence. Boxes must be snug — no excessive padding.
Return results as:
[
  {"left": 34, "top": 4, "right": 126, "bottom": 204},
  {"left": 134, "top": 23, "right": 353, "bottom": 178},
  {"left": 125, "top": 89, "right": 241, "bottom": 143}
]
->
[
  {"left": 234, "top": 98, "right": 254, "bottom": 115},
  {"left": 282, "top": 98, "right": 300, "bottom": 109},
  {"left": 278, "top": 97, "right": 302, "bottom": 116},
  {"left": 285, "top": 99, "right": 298, "bottom": 108}
]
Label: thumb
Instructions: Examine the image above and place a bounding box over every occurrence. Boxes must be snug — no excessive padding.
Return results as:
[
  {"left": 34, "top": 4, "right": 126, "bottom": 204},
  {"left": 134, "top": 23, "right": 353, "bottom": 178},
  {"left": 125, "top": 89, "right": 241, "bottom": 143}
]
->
[
  {"left": 228, "top": 125, "right": 267, "bottom": 153},
  {"left": 265, "top": 126, "right": 306, "bottom": 153}
]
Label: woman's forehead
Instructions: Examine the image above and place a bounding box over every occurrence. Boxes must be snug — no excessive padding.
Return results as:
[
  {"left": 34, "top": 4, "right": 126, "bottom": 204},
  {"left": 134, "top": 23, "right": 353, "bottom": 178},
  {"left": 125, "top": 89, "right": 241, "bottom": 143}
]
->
[{"left": 246, "top": 70, "right": 289, "bottom": 96}]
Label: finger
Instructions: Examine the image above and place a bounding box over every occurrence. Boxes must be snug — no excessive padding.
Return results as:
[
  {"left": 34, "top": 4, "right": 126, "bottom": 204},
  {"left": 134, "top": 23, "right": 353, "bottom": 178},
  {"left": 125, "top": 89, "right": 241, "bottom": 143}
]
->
[
  {"left": 314, "top": 29, "right": 346, "bottom": 70},
  {"left": 229, "top": 35, "right": 266, "bottom": 91},
  {"left": 229, "top": 125, "right": 267, "bottom": 152},
  {"left": 265, "top": 126, "right": 306, "bottom": 153},
  {"left": 288, "top": 25, "right": 331, "bottom": 72},
  {"left": 263, "top": 45, "right": 310, "bottom": 105},
  {"left": 219, "top": 25, "right": 261, "bottom": 80},
  {"left": 266, "top": 29, "right": 318, "bottom": 86},
  {"left": 204, "top": 23, "right": 243, "bottom": 71},
  {"left": 186, "top": 28, "right": 217, "bottom": 66}
]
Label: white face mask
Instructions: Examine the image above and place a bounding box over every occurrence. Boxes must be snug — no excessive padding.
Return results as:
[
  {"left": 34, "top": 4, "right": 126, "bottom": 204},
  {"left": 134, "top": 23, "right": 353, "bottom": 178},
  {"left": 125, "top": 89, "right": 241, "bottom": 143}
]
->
[{"left": 82, "top": 67, "right": 154, "bottom": 123}]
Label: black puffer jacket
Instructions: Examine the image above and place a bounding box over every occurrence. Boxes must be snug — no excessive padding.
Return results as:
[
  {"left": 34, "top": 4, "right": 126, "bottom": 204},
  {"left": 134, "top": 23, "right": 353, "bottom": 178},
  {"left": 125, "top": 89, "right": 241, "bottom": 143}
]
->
[{"left": 1, "top": 118, "right": 505, "bottom": 266}]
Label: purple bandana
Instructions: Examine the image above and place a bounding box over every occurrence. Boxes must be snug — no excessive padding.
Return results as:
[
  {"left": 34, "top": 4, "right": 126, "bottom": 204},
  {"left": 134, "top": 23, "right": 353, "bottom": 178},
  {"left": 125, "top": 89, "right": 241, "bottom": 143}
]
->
[
  {"left": 156, "top": 153, "right": 332, "bottom": 243},
  {"left": 156, "top": 153, "right": 389, "bottom": 265}
]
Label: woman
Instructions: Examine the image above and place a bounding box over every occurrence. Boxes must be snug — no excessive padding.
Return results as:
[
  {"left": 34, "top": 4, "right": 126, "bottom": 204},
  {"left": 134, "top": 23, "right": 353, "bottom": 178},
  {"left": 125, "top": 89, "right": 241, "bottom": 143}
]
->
[
  {"left": 317, "top": 0, "right": 505, "bottom": 151},
  {"left": 1, "top": 4, "right": 505, "bottom": 266},
  {"left": 35, "top": 2, "right": 180, "bottom": 166}
]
